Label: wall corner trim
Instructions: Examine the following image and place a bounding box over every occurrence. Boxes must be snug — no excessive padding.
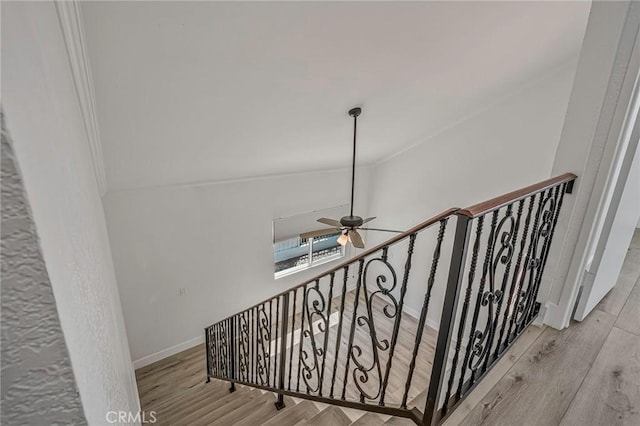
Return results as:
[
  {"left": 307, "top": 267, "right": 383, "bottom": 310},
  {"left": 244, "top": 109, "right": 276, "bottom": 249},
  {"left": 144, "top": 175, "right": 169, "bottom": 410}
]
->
[{"left": 55, "top": 0, "right": 107, "bottom": 196}]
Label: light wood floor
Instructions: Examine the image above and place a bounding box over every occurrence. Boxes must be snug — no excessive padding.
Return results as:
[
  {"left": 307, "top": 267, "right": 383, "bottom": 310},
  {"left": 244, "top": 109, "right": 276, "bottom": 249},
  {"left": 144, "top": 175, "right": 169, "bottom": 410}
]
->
[
  {"left": 444, "top": 229, "right": 640, "bottom": 426},
  {"left": 220, "top": 290, "right": 440, "bottom": 408},
  {"left": 136, "top": 231, "right": 640, "bottom": 425},
  {"left": 136, "top": 289, "right": 439, "bottom": 425}
]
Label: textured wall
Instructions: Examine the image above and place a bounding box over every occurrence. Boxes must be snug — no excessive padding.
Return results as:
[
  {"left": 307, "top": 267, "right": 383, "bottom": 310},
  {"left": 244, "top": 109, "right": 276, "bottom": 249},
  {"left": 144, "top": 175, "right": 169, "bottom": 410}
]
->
[
  {"left": 2, "top": 3, "right": 140, "bottom": 422},
  {"left": 1, "top": 117, "right": 87, "bottom": 424}
]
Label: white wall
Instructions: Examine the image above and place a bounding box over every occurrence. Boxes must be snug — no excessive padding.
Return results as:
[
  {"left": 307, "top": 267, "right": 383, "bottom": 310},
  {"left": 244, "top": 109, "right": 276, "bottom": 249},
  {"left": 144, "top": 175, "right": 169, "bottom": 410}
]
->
[
  {"left": 543, "top": 1, "right": 640, "bottom": 328},
  {"left": 366, "top": 59, "right": 578, "bottom": 326},
  {"left": 2, "top": 2, "right": 140, "bottom": 423},
  {"left": 103, "top": 168, "right": 372, "bottom": 365}
]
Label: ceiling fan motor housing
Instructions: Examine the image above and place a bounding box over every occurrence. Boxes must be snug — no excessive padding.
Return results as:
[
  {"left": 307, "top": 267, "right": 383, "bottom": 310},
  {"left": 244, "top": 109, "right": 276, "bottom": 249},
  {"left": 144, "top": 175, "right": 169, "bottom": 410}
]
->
[{"left": 340, "top": 215, "right": 364, "bottom": 228}]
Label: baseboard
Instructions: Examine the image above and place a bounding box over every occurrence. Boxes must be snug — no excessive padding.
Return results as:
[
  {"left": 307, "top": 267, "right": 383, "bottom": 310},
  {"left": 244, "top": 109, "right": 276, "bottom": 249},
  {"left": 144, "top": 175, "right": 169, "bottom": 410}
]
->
[
  {"left": 541, "top": 301, "right": 571, "bottom": 330},
  {"left": 133, "top": 335, "right": 203, "bottom": 369},
  {"left": 132, "top": 305, "right": 437, "bottom": 370},
  {"left": 402, "top": 304, "right": 440, "bottom": 330},
  {"left": 402, "top": 304, "right": 468, "bottom": 364}
]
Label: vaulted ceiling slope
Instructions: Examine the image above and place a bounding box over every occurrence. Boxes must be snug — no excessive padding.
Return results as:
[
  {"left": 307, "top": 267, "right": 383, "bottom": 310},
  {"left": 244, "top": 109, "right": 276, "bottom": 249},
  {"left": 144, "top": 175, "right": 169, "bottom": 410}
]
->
[{"left": 81, "top": 1, "right": 590, "bottom": 191}]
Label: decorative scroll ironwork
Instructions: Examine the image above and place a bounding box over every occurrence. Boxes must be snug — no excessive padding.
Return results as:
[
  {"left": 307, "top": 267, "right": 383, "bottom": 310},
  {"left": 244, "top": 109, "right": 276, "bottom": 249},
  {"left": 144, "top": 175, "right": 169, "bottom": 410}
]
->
[
  {"left": 300, "top": 281, "right": 326, "bottom": 394},
  {"left": 434, "top": 178, "right": 574, "bottom": 424},
  {"left": 296, "top": 284, "right": 308, "bottom": 393},
  {"left": 461, "top": 210, "right": 498, "bottom": 382},
  {"left": 494, "top": 199, "right": 529, "bottom": 357},
  {"left": 342, "top": 259, "right": 365, "bottom": 401},
  {"left": 287, "top": 288, "right": 297, "bottom": 391},
  {"left": 468, "top": 206, "right": 516, "bottom": 372},
  {"left": 206, "top": 326, "right": 216, "bottom": 377},
  {"left": 482, "top": 204, "right": 521, "bottom": 373},
  {"left": 329, "top": 266, "right": 349, "bottom": 399},
  {"left": 256, "top": 304, "right": 271, "bottom": 386},
  {"left": 219, "top": 322, "right": 229, "bottom": 378},
  {"left": 381, "top": 233, "right": 419, "bottom": 406},
  {"left": 274, "top": 297, "right": 279, "bottom": 388},
  {"left": 527, "top": 184, "right": 566, "bottom": 323},
  {"left": 348, "top": 244, "right": 401, "bottom": 402},
  {"left": 514, "top": 189, "right": 557, "bottom": 328},
  {"left": 238, "top": 312, "right": 250, "bottom": 382},
  {"left": 448, "top": 215, "right": 483, "bottom": 404},
  {"left": 404, "top": 220, "right": 448, "bottom": 408},
  {"left": 318, "top": 274, "right": 334, "bottom": 396},
  {"left": 505, "top": 193, "right": 542, "bottom": 343},
  {"left": 203, "top": 174, "right": 574, "bottom": 426}
]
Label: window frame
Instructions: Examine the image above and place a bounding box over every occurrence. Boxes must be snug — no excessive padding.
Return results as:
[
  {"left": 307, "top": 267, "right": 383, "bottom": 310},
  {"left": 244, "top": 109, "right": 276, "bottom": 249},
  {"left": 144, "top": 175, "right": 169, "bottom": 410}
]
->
[{"left": 274, "top": 232, "right": 345, "bottom": 279}]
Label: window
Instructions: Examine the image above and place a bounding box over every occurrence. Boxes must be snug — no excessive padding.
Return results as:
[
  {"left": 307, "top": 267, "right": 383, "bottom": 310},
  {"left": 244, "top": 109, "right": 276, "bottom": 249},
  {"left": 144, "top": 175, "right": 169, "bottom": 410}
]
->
[{"left": 273, "top": 206, "right": 348, "bottom": 279}]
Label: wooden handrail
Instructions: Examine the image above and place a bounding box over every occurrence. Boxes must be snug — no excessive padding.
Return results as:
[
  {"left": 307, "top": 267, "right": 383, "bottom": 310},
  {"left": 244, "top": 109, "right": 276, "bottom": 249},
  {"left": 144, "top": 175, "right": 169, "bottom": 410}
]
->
[
  {"left": 208, "top": 173, "right": 577, "bottom": 328},
  {"left": 208, "top": 207, "right": 459, "bottom": 328},
  {"left": 457, "top": 173, "right": 577, "bottom": 218}
]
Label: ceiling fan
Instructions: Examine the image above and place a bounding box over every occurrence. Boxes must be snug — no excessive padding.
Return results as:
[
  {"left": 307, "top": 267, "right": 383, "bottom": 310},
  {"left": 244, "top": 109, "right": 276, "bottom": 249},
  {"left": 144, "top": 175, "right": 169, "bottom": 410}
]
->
[{"left": 300, "top": 107, "right": 401, "bottom": 249}]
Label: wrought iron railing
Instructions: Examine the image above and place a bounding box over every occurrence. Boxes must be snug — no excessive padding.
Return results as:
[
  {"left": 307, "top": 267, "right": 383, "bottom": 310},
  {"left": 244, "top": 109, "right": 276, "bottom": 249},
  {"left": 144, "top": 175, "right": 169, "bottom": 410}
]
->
[{"left": 205, "top": 173, "right": 576, "bottom": 425}]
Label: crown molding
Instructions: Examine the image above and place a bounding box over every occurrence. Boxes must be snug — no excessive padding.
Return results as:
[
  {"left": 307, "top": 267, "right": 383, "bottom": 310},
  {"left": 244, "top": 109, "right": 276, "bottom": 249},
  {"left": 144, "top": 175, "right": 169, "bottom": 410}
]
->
[{"left": 55, "top": 0, "right": 107, "bottom": 196}]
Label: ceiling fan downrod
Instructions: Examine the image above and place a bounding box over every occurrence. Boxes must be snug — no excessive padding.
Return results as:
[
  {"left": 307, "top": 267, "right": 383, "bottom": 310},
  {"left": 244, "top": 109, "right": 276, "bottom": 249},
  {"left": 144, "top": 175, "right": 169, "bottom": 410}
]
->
[{"left": 348, "top": 107, "right": 361, "bottom": 219}]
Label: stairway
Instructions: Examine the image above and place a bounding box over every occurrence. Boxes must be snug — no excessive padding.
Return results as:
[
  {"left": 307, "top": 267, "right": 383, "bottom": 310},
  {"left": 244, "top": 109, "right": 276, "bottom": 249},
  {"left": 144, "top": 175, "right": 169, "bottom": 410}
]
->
[
  {"left": 148, "top": 377, "right": 417, "bottom": 425},
  {"left": 137, "top": 342, "right": 427, "bottom": 425},
  {"left": 137, "top": 174, "right": 576, "bottom": 426}
]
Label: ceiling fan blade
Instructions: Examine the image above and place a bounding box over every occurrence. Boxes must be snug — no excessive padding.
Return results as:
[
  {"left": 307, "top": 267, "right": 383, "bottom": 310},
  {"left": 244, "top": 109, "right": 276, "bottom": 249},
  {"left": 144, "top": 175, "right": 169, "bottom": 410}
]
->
[
  {"left": 317, "top": 217, "right": 343, "bottom": 227},
  {"left": 300, "top": 228, "right": 341, "bottom": 239},
  {"left": 349, "top": 229, "right": 365, "bottom": 249},
  {"left": 359, "top": 227, "right": 403, "bottom": 233},
  {"left": 362, "top": 217, "right": 376, "bottom": 224}
]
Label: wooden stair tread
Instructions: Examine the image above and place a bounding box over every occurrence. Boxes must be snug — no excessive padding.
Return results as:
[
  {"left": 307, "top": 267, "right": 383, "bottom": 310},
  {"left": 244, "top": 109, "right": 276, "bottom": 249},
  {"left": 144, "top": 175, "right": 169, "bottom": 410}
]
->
[
  {"left": 228, "top": 392, "right": 276, "bottom": 425},
  {"left": 209, "top": 390, "right": 276, "bottom": 425},
  {"left": 195, "top": 389, "right": 264, "bottom": 425},
  {"left": 302, "top": 406, "right": 352, "bottom": 426},
  {"left": 233, "top": 394, "right": 297, "bottom": 426},
  {"left": 350, "top": 412, "right": 386, "bottom": 426},
  {"left": 156, "top": 384, "right": 240, "bottom": 425},
  {"left": 407, "top": 389, "right": 427, "bottom": 411},
  {"left": 262, "top": 400, "right": 320, "bottom": 426},
  {"left": 152, "top": 381, "right": 227, "bottom": 415},
  {"left": 163, "top": 386, "right": 254, "bottom": 425},
  {"left": 385, "top": 416, "right": 416, "bottom": 425}
]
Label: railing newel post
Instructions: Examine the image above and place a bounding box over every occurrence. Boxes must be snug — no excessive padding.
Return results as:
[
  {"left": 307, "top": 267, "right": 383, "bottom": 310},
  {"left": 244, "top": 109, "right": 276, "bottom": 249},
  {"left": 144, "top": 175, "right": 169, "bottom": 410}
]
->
[
  {"left": 205, "top": 327, "right": 212, "bottom": 383},
  {"left": 229, "top": 318, "right": 236, "bottom": 393},
  {"left": 275, "top": 292, "right": 290, "bottom": 410},
  {"left": 423, "top": 214, "right": 472, "bottom": 425}
]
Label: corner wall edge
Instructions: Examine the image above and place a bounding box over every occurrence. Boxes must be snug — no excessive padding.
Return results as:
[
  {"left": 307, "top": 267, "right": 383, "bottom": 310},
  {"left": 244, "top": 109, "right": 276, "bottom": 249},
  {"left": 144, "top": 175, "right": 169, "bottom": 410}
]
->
[{"left": 55, "top": 0, "right": 107, "bottom": 196}]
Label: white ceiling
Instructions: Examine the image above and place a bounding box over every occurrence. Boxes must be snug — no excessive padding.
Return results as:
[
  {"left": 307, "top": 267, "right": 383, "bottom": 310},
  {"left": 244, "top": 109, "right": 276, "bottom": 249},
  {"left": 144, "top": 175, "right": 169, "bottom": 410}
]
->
[{"left": 81, "top": 1, "right": 590, "bottom": 191}]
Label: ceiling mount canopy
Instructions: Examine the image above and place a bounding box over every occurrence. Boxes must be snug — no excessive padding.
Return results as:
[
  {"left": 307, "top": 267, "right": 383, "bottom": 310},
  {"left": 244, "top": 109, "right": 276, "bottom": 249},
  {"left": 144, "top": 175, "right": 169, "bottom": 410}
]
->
[{"left": 307, "top": 107, "right": 402, "bottom": 249}]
